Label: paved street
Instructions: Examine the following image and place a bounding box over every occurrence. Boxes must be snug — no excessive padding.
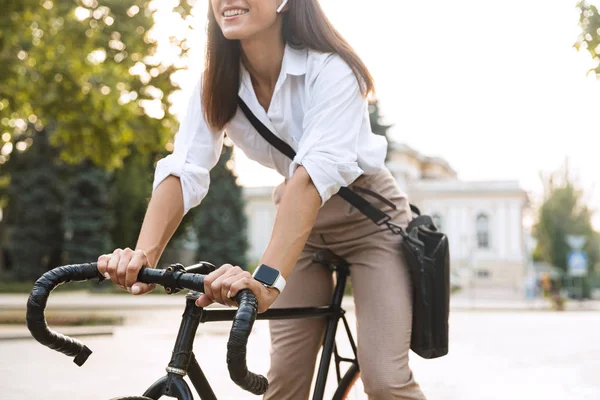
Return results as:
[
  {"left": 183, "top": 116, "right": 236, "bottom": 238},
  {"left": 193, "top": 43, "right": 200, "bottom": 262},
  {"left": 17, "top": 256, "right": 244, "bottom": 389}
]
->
[{"left": 1, "top": 298, "right": 599, "bottom": 400}]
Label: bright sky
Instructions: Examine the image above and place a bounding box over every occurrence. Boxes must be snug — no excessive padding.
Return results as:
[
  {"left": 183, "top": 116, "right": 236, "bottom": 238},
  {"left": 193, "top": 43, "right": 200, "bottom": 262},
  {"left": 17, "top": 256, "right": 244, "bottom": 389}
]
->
[{"left": 154, "top": 0, "right": 600, "bottom": 230}]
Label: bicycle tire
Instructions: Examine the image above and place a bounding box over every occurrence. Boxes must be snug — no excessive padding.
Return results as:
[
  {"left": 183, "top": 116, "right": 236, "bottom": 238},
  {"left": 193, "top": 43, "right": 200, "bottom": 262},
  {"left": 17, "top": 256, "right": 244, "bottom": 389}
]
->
[{"left": 331, "top": 363, "right": 365, "bottom": 400}]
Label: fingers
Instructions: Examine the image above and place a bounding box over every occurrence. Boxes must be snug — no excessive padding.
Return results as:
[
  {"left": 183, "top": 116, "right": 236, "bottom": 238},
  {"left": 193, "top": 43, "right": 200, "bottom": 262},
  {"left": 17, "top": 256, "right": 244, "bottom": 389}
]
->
[
  {"left": 116, "top": 248, "right": 134, "bottom": 288},
  {"left": 194, "top": 264, "right": 278, "bottom": 312},
  {"left": 195, "top": 294, "right": 214, "bottom": 308},
  {"left": 106, "top": 249, "right": 122, "bottom": 287},
  {"left": 226, "top": 268, "right": 252, "bottom": 306},
  {"left": 221, "top": 270, "right": 252, "bottom": 306},
  {"left": 131, "top": 282, "right": 156, "bottom": 296},
  {"left": 229, "top": 276, "right": 261, "bottom": 299},
  {"left": 220, "top": 276, "right": 239, "bottom": 307},
  {"left": 210, "top": 266, "right": 239, "bottom": 305},
  {"left": 203, "top": 264, "right": 232, "bottom": 304},
  {"left": 218, "top": 267, "right": 250, "bottom": 307},
  {"left": 228, "top": 277, "right": 277, "bottom": 313},
  {"left": 97, "top": 254, "right": 111, "bottom": 279},
  {"left": 97, "top": 248, "right": 156, "bottom": 295},
  {"left": 125, "top": 250, "right": 148, "bottom": 289},
  {"left": 201, "top": 265, "right": 252, "bottom": 307}
]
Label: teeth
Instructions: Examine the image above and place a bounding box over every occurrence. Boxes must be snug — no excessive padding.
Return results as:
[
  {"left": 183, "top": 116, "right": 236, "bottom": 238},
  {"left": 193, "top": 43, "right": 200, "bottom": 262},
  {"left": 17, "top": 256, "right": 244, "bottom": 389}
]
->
[{"left": 224, "top": 9, "right": 248, "bottom": 17}]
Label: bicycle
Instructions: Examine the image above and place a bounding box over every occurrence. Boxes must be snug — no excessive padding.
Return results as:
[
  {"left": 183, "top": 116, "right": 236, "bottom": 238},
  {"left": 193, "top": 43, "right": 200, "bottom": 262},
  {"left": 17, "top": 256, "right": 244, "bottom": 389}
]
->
[{"left": 27, "top": 249, "right": 366, "bottom": 399}]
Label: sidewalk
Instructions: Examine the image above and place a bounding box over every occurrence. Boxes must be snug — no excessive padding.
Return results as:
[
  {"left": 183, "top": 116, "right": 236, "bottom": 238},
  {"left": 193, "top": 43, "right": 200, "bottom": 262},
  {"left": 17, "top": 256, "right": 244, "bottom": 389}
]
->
[
  {"left": 0, "top": 291, "right": 190, "bottom": 341},
  {"left": 0, "top": 324, "right": 113, "bottom": 340},
  {"left": 450, "top": 292, "right": 600, "bottom": 312},
  {"left": 3, "top": 290, "right": 600, "bottom": 312},
  {"left": 0, "top": 291, "right": 186, "bottom": 311},
  {"left": 2, "top": 291, "right": 600, "bottom": 341},
  {"left": 0, "top": 291, "right": 358, "bottom": 313}
]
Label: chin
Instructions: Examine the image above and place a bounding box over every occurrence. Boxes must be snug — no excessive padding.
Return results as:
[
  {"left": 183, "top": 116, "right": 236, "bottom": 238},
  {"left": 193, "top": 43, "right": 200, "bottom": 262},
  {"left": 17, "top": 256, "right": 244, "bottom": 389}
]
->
[
  {"left": 220, "top": 23, "right": 259, "bottom": 41},
  {"left": 221, "top": 29, "right": 247, "bottom": 40}
]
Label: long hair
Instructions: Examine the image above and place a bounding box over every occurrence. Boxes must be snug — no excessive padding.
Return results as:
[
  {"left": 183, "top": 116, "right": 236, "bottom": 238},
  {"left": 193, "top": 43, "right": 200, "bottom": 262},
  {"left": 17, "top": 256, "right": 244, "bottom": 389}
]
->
[{"left": 202, "top": 0, "right": 375, "bottom": 131}]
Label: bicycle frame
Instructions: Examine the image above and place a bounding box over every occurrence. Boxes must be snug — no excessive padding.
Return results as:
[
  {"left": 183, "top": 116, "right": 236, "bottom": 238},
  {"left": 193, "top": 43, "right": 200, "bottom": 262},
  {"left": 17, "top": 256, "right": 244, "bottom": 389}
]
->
[{"left": 141, "top": 263, "right": 358, "bottom": 400}]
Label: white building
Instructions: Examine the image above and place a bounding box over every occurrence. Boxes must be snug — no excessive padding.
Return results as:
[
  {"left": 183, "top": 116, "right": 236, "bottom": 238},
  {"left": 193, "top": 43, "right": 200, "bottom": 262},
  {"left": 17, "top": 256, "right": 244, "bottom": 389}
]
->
[{"left": 244, "top": 143, "right": 529, "bottom": 291}]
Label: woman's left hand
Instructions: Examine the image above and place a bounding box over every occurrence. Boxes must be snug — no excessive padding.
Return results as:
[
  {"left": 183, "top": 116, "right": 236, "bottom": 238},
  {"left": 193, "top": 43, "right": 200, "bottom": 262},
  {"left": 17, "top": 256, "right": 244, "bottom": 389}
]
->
[{"left": 195, "top": 264, "right": 280, "bottom": 313}]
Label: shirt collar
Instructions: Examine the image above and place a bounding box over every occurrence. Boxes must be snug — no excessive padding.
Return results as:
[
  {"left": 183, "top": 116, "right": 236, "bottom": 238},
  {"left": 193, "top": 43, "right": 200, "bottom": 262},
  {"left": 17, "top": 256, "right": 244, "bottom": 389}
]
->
[
  {"left": 239, "top": 43, "right": 307, "bottom": 94},
  {"left": 281, "top": 43, "right": 308, "bottom": 76}
]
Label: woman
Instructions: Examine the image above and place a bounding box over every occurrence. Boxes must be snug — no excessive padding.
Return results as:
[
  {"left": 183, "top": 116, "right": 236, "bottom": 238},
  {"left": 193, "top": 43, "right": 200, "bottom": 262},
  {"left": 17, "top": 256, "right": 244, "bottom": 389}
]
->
[{"left": 97, "top": 1, "right": 426, "bottom": 399}]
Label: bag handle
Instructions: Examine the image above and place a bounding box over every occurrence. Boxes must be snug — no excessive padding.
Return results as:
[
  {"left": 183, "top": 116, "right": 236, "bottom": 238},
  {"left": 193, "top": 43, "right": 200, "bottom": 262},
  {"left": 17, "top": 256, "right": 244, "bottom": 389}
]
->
[
  {"left": 408, "top": 215, "right": 437, "bottom": 232},
  {"left": 410, "top": 204, "right": 421, "bottom": 216},
  {"left": 238, "top": 97, "right": 393, "bottom": 226}
]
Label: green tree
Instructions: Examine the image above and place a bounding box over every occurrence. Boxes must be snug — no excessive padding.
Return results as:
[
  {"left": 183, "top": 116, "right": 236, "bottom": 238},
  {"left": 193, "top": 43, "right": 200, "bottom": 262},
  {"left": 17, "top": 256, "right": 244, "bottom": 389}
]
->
[
  {"left": 4, "top": 129, "right": 65, "bottom": 281},
  {"left": 186, "top": 142, "right": 249, "bottom": 269},
  {"left": 575, "top": 1, "right": 600, "bottom": 76},
  {"left": 369, "top": 99, "right": 393, "bottom": 161},
  {"left": 0, "top": 1, "right": 194, "bottom": 277},
  {"left": 533, "top": 168, "right": 600, "bottom": 274},
  {"left": 0, "top": 0, "right": 192, "bottom": 169},
  {"left": 109, "top": 150, "right": 155, "bottom": 248},
  {"left": 63, "top": 161, "right": 113, "bottom": 263}
]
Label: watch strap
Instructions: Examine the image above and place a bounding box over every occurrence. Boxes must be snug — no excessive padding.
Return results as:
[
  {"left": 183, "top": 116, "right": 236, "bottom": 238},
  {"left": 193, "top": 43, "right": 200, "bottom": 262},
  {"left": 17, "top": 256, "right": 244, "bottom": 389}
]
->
[{"left": 272, "top": 274, "right": 286, "bottom": 293}]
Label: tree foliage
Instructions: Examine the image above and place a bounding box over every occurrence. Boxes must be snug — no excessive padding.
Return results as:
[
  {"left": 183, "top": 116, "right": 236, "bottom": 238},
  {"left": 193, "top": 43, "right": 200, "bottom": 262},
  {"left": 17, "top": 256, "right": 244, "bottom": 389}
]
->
[
  {"left": 575, "top": 1, "right": 600, "bottom": 76},
  {"left": 369, "top": 99, "right": 393, "bottom": 160},
  {"left": 63, "top": 161, "right": 113, "bottom": 263},
  {"left": 0, "top": 0, "right": 192, "bottom": 169},
  {"left": 108, "top": 150, "right": 156, "bottom": 249},
  {"left": 186, "top": 142, "right": 249, "bottom": 269},
  {"left": 4, "top": 129, "right": 65, "bottom": 281},
  {"left": 0, "top": 1, "right": 194, "bottom": 278},
  {"left": 533, "top": 168, "right": 600, "bottom": 273}
]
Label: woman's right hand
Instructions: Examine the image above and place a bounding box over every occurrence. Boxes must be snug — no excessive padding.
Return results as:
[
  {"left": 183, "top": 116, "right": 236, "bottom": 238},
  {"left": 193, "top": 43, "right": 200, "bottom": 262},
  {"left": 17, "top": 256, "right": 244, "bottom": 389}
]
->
[{"left": 97, "top": 248, "right": 156, "bottom": 295}]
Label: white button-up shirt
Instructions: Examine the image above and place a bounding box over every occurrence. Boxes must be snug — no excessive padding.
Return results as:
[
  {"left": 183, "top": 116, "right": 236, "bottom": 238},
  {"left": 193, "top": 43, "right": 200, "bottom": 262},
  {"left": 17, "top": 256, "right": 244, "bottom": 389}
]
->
[{"left": 153, "top": 44, "right": 387, "bottom": 215}]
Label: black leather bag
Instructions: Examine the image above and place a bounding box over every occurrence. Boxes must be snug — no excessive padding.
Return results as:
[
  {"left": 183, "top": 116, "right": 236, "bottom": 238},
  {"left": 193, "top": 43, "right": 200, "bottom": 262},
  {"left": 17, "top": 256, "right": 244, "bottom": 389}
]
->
[
  {"left": 392, "top": 206, "right": 450, "bottom": 359},
  {"left": 238, "top": 97, "right": 450, "bottom": 359}
]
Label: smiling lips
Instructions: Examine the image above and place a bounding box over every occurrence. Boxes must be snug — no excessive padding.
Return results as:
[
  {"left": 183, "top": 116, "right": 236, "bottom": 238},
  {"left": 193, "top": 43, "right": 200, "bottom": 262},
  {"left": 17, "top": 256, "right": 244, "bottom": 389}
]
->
[{"left": 223, "top": 8, "right": 249, "bottom": 17}]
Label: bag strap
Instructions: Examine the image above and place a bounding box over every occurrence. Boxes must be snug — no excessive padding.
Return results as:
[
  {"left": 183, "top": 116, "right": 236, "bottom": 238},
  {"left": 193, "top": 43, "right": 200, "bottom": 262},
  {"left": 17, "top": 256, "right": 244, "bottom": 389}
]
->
[
  {"left": 238, "top": 97, "right": 392, "bottom": 226},
  {"left": 353, "top": 186, "right": 398, "bottom": 210},
  {"left": 238, "top": 99, "right": 296, "bottom": 160}
]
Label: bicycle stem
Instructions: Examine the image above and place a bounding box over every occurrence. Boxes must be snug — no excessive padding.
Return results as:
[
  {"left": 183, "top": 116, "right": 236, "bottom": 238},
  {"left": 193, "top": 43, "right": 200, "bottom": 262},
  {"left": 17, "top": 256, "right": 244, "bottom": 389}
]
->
[{"left": 168, "top": 292, "right": 203, "bottom": 372}]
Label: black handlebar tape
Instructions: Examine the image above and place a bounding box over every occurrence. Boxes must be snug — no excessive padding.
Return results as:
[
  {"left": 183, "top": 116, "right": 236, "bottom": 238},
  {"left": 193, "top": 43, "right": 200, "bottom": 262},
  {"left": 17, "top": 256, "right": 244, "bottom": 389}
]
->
[
  {"left": 26, "top": 263, "right": 102, "bottom": 366},
  {"left": 176, "top": 272, "right": 206, "bottom": 292},
  {"left": 226, "top": 289, "right": 269, "bottom": 395},
  {"left": 136, "top": 267, "right": 169, "bottom": 284},
  {"left": 136, "top": 267, "right": 206, "bottom": 293}
]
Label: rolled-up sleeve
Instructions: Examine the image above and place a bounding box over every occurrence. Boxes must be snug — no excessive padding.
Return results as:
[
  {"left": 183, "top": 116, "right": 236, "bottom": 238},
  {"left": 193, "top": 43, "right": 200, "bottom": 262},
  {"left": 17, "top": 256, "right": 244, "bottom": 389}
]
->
[
  {"left": 289, "top": 55, "right": 366, "bottom": 205},
  {"left": 152, "top": 78, "right": 224, "bottom": 215}
]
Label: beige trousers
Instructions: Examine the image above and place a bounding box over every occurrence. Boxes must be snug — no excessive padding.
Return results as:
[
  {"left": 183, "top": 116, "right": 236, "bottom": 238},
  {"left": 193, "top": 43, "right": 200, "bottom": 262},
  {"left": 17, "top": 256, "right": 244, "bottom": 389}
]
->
[{"left": 264, "top": 168, "right": 426, "bottom": 400}]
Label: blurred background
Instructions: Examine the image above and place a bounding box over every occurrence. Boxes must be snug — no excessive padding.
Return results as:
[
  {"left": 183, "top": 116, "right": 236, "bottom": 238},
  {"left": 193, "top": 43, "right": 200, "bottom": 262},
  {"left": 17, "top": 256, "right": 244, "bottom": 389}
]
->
[{"left": 1, "top": 1, "right": 599, "bottom": 399}]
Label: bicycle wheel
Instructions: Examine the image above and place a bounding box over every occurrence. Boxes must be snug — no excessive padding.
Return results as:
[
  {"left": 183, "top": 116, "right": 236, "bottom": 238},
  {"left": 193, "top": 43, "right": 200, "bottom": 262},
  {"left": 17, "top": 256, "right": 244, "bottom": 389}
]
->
[{"left": 332, "top": 363, "right": 366, "bottom": 400}]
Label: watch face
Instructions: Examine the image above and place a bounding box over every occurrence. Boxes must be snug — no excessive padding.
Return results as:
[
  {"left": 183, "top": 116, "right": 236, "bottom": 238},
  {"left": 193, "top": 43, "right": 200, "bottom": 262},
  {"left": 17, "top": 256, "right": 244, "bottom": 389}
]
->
[{"left": 254, "top": 265, "right": 280, "bottom": 286}]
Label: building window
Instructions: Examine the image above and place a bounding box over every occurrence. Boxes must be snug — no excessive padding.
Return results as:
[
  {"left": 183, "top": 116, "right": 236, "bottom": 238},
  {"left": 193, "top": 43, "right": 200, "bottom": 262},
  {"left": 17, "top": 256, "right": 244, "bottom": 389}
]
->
[
  {"left": 476, "top": 213, "right": 490, "bottom": 249},
  {"left": 477, "top": 270, "right": 491, "bottom": 279},
  {"left": 432, "top": 213, "right": 443, "bottom": 231}
]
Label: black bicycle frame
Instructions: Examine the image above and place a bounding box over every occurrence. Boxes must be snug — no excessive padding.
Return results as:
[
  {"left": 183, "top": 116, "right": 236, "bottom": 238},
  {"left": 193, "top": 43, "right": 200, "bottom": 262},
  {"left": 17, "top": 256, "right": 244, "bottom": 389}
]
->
[{"left": 141, "top": 263, "right": 358, "bottom": 400}]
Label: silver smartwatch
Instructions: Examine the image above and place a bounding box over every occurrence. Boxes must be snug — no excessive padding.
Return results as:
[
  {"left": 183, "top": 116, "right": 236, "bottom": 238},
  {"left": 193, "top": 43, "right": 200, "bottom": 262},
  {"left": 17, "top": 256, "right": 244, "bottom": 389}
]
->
[{"left": 252, "top": 264, "right": 286, "bottom": 293}]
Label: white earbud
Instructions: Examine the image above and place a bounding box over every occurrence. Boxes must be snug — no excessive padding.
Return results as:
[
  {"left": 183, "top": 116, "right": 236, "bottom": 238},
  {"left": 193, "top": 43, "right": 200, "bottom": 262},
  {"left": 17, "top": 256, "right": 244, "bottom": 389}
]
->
[{"left": 277, "top": 0, "right": 289, "bottom": 14}]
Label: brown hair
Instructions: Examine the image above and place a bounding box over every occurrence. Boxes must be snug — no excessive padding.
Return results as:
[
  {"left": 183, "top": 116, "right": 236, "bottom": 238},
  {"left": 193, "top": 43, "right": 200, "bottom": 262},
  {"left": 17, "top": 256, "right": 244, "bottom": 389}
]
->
[{"left": 202, "top": 0, "right": 375, "bottom": 131}]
